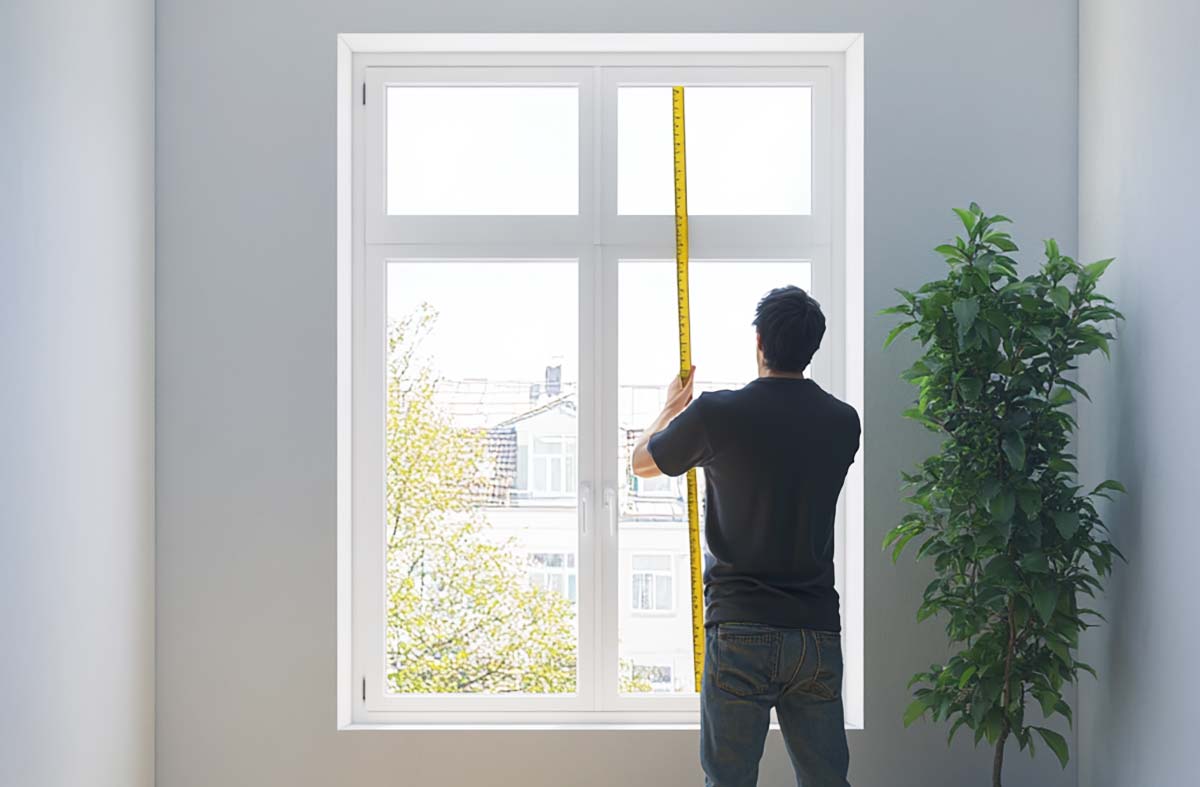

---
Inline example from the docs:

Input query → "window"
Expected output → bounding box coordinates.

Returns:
[531,436,577,496]
[617,86,812,215]
[530,552,578,604]
[624,660,675,693]
[633,472,675,497]
[631,555,674,612]
[340,34,864,728]
[386,86,578,215]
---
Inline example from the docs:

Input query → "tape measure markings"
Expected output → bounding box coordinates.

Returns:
[672,86,705,694]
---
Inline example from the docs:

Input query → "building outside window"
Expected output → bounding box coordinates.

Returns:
[631,554,674,613]
[529,552,577,604]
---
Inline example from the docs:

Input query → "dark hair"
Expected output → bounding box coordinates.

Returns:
[752,286,826,373]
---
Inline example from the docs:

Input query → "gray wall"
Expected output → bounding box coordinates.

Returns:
[156,1,1079,785]
[1077,1,1200,785]
[0,2,156,787]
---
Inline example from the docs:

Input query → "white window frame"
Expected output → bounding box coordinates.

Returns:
[630,553,676,614]
[337,33,865,730]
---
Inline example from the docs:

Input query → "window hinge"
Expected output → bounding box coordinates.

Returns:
[362,83,366,106]
[362,676,366,701]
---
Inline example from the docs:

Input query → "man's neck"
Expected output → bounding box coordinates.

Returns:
[759,369,806,380]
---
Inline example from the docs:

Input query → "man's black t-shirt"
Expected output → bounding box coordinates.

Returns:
[647,377,860,632]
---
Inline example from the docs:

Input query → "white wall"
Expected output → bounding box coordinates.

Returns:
[156,1,1079,785]
[0,2,155,786]
[1077,1,1200,785]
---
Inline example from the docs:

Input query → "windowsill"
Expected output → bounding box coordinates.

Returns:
[339,721,865,732]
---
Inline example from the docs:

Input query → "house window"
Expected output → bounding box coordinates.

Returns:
[340,33,863,727]
[631,555,674,612]
[530,552,578,604]
[634,474,674,497]
[532,436,577,496]
[625,661,675,694]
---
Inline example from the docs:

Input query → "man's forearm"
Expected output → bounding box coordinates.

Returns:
[631,404,683,478]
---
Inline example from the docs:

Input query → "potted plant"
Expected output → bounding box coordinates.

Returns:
[882,205,1124,786]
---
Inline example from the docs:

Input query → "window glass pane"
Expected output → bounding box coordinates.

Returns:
[385,260,578,695]
[656,575,672,610]
[618,86,812,215]
[617,259,812,693]
[387,86,579,215]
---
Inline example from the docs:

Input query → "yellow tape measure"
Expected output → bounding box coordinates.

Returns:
[672,86,705,692]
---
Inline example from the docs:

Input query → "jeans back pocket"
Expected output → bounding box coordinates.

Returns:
[716,624,782,697]
[808,631,844,701]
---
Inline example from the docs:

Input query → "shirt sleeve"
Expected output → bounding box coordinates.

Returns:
[647,393,715,477]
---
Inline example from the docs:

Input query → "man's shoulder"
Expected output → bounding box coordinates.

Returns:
[818,392,861,435]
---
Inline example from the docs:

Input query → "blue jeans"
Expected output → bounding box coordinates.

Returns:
[701,623,850,787]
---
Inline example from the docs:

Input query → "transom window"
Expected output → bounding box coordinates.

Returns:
[340,33,863,727]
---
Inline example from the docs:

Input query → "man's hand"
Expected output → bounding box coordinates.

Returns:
[664,366,696,416]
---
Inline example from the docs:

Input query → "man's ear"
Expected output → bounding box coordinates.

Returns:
[756,332,763,352]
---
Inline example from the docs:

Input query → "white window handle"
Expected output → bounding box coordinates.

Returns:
[580,482,591,535]
[603,486,617,538]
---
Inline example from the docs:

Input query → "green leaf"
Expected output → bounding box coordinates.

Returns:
[1091,480,1127,496]
[958,665,977,689]
[1034,727,1070,768]
[903,698,929,727]
[891,530,922,563]
[987,490,1015,523]
[953,207,978,235]
[1052,511,1081,539]
[1050,286,1072,313]
[1020,552,1049,573]
[953,298,980,333]
[1048,457,1077,474]
[1037,690,1060,718]
[1050,387,1074,406]
[1029,324,1053,344]
[1017,488,1043,516]
[1083,258,1114,279]
[884,321,916,349]
[1045,238,1060,259]
[1003,432,1026,471]
[1061,378,1092,401]
[935,243,966,261]
[1034,584,1059,624]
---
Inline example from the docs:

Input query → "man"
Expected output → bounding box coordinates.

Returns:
[632,286,861,787]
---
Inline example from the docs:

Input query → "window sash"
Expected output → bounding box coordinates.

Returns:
[364,66,596,246]
[349,51,849,723]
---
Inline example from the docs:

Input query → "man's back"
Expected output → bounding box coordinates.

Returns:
[648,376,861,632]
